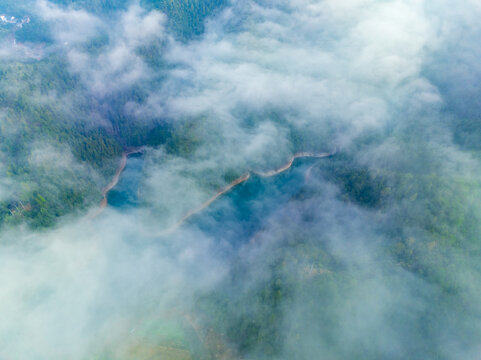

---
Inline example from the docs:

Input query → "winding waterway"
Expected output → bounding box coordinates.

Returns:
[106,152,144,209]
[167,151,335,234]
[96,149,335,236]
[90,148,144,218]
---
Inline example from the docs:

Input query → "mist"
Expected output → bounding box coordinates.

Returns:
[1,0,481,359]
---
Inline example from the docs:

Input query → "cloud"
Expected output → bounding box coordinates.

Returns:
[36,0,102,44]
[2,0,481,358]
[167,1,430,120]
[67,5,166,96]
[29,143,83,171]
[0,211,227,359]
[35,1,167,97]
[120,0,439,182]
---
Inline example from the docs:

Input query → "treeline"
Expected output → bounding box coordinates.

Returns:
[186,143,481,359]
[0,55,123,228]
[44,0,227,40]
[0,0,227,229]
[144,0,227,39]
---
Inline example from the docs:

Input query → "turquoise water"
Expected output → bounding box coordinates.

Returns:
[109,154,323,245]
[185,157,322,246]
[107,153,145,210]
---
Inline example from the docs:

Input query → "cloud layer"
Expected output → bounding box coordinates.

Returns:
[1,0,481,358]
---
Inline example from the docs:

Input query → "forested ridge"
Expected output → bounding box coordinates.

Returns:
[0,0,226,228]
[1,1,481,360]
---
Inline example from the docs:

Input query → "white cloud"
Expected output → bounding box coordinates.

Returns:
[69,4,166,96]
[36,1,166,96]
[0,212,227,359]
[36,0,102,44]
[3,1,481,358]
[132,0,437,166]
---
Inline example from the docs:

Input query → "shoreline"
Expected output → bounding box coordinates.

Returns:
[90,147,144,219]
[92,148,335,228]
[161,150,336,234]
[168,172,252,233]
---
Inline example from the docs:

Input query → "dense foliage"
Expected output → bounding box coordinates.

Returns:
[0,0,227,228]
[2,1,481,359]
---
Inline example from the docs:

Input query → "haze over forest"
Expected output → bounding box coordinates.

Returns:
[1,0,481,359]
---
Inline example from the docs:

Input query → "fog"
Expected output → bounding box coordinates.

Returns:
[1,0,481,359]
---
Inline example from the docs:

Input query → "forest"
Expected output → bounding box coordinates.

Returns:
[1,1,481,359]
